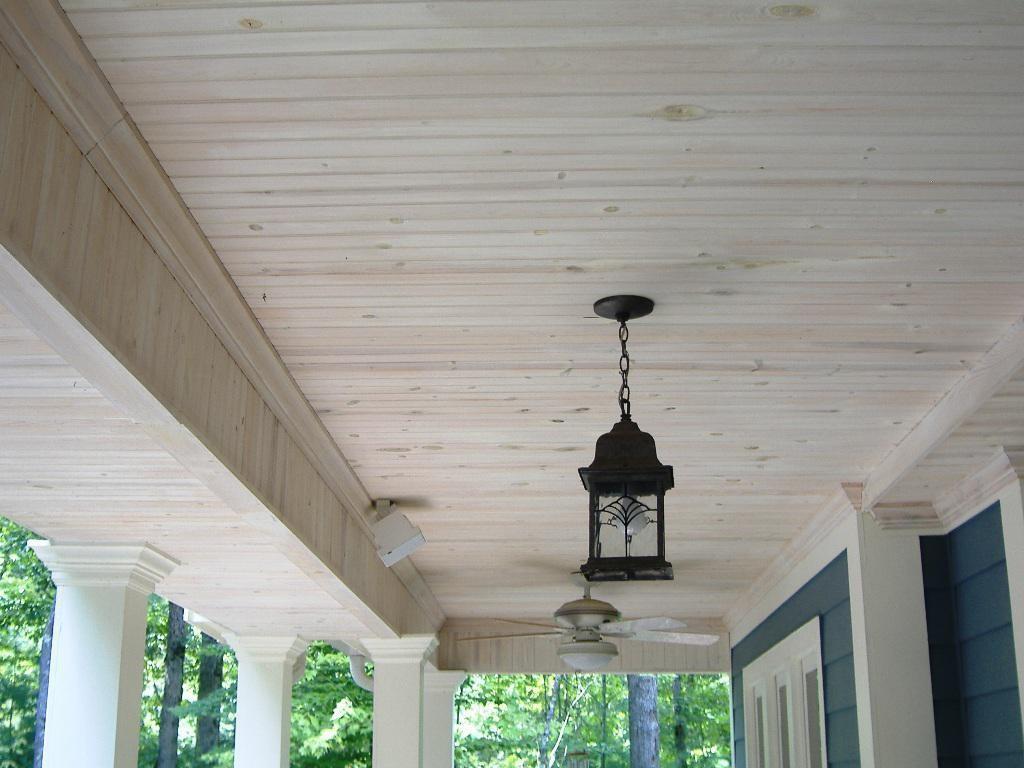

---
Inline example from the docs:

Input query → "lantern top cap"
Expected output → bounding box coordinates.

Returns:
[579,418,674,486]
[593,294,654,322]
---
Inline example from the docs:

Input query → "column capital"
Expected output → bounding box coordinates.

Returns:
[424,669,467,693]
[29,541,178,594]
[362,634,438,663]
[226,635,308,665]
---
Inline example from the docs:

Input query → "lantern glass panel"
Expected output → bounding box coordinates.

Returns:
[595,488,660,560]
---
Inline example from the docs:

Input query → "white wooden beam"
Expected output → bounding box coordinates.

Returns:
[862,317,1024,511]
[0,0,443,629]
[0,43,437,637]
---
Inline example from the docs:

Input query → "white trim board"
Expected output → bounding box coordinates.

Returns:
[995,477,1024,743]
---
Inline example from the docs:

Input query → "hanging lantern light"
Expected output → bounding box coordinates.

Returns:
[578,296,674,582]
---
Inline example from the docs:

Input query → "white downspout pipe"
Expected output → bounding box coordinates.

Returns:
[331,641,374,693]
[348,653,374,693]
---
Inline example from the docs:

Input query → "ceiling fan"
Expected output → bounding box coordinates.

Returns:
[459,579,719,671]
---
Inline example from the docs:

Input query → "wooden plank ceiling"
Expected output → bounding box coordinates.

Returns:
[58,0,1024,622]
[0,303,370,639]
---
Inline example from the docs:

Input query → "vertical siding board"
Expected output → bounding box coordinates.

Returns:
[0,48,18,164]
[731,552,859,768]
[30,128,81,280]
[59,161,99,309]
[922,502,1024,766]
[1,79,50,254]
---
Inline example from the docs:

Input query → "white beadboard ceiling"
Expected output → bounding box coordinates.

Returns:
[56,0,1024,621]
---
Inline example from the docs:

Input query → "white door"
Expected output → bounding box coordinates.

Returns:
[742,618,827,768]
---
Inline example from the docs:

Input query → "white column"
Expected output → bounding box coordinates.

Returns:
[29,541,178,768]
[423,669,467,768]
[847,512,938,768]
[361,635,438,768]
[227,635,308,768]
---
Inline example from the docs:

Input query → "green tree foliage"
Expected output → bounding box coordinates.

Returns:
[0,518,54,768]
[290,643,373,767]
[454,673,730,768]
[0,517,731,768]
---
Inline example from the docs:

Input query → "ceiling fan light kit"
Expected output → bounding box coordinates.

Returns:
[557,632,620,671]
[579,296,674,582]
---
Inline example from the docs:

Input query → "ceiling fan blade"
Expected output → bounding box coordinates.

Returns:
[490,618,562,630]
[455,631,563,643]
[602,616,687,633]
[627,630,720,646]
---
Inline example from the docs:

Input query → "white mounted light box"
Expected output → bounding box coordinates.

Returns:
[372,502,426,567]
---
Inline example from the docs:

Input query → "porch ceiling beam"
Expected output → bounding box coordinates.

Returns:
[0,41,439,637]
[0,0,443,630]
[862,316,1024,512]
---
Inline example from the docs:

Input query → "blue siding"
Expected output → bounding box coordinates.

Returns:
[732,552,859,768]
[921,502,1024,768]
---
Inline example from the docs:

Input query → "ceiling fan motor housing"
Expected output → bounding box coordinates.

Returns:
[554,596,621,629]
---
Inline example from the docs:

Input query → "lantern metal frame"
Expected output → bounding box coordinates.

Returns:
[578,295,674,582]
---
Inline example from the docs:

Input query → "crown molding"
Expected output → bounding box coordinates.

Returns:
[0,0,443,631]
[870,501,942,532]
[872,450,1019,534]
[934,450,1020,531]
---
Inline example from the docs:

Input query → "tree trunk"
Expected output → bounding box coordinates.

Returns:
[600,675,608,768]
[627,674,660,768]
[672,674,687,768]
[32,599,55,768]
[156,602,189,768]
[538,674,562,768]
[196,632,225,757]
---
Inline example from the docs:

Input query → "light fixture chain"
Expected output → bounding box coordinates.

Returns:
[618,319,631,419]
